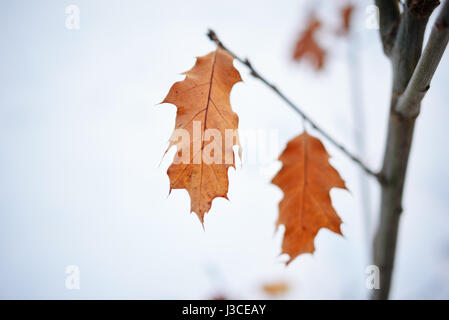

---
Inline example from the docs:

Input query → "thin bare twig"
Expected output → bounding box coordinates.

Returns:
[206,29,380,180]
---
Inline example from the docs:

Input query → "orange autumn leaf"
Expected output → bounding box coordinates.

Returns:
[261,281,289,297]
[292,17,326,70]
[272,132,347,264]
[162,48,242,225]
[210,294,228,300]
[337,4,354,36]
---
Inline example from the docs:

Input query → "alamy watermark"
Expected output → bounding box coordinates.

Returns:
[65,5,80,30]
[168,122,279,168]
[365,265,380,290]
[365,5,380,30]
[65,265,80,290]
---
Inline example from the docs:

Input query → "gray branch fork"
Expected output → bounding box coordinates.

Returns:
[373,0,449,299]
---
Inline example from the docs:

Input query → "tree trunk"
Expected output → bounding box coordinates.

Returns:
[372,0,449,299]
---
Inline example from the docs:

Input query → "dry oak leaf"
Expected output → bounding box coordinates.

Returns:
[272,132,348,264]
[162,48,242,225]
[261,281,289,297]
[337,4,354,36]
[292,17,327,70]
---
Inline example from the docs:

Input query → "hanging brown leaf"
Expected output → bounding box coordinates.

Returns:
[337,4,354,36]
[272,132,347,264]
[292,17,327,70]
[162,48,242,224]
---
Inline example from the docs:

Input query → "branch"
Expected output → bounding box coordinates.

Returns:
[372,0,441,300]
[390,0,439,103]
[396,0,449,117]
[375,0,401,56]
[206,29,380,180]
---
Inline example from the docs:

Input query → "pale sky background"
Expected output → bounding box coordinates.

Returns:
[0,0,448,299]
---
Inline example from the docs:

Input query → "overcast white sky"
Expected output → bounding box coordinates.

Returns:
[0,0,448,299]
